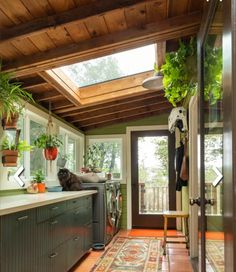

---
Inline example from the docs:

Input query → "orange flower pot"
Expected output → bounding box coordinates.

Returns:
[37,183,46,193]
[44,147,58,160]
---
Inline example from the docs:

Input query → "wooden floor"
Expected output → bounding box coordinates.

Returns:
[71,229,193,272]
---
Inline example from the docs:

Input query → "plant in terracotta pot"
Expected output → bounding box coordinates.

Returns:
[1,134,32,166]
[0,64,34,129]
[34,134,62,161]
[32,169,46,193]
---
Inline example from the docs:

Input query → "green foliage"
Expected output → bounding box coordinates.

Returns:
[161,38,197,107]
[204,44,222,104]
[84,142,121,175]
[1,136,32,157]
[0,63,34,121]
[161,37,222,107]
[65,56,123,86]
[34,134,62,149]
[32,169,45,183]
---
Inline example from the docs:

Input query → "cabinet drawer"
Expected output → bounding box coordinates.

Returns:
[67,234,84,270]
[84,196,92,209]
[67,197,83,210]
[37,242,67,272]
[37,201,67,222]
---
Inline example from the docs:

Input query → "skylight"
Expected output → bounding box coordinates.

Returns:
[60,44,155,87]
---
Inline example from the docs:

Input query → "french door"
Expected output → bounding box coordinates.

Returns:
[131,130,176,228]
[196,1,225,271]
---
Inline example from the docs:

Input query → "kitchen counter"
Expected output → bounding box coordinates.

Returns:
[0,190,97,216]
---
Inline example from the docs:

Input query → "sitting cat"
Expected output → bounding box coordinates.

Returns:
[57,168,82,191]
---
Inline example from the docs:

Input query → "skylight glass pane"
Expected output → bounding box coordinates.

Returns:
[60,44,155,87]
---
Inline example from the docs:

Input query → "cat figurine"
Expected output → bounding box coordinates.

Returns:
[57,168,82,191]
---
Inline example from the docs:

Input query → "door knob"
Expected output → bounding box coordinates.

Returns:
[189,198,215,206]
[189,197,201,206]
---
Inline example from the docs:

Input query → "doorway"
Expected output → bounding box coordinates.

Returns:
[131,130,176,228]
[197,1,225,271]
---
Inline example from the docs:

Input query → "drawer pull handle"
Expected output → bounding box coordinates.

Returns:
[73,237,79,241]
[74,210,80,215]
[50,220,58,225]
[51,206,59,211]
[17,215,28,221]
[72,200,77,203]
[49,252,58,258]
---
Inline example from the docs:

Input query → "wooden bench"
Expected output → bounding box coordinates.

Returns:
[162,210,189,255]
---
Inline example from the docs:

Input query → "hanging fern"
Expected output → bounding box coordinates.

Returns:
[161,37,222,107]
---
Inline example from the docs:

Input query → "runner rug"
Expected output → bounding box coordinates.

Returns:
[91,237,163,272]
[206,239,224,272]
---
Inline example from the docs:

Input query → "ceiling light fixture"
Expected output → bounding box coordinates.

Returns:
[142,71,163,90]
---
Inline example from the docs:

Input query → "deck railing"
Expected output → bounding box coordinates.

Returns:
[139,183,169,214]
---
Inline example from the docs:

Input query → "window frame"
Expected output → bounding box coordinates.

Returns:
[85,134,126,181]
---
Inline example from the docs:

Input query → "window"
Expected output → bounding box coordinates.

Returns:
[67,138,76,172]
[87,138,122,179]
[59,44,155,87]
[30,120,47,176]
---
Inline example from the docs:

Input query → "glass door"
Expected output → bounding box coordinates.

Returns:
[196,0,224,271]
[131,130,175,228]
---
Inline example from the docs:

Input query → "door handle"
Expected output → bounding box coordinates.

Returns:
[189,197,215,206]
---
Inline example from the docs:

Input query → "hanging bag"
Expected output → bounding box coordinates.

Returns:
[180,142,189,181]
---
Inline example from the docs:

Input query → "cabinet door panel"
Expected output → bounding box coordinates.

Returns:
[37,202,67,223]
[84,223,93,252]
[1,209,36,272]
[67,234,84,270]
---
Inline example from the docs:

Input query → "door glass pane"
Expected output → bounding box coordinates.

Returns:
[203,3,224,271]
[67,138,76,172]
[138,136,169,214]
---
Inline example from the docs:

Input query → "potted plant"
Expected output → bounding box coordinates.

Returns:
[34,133,62,160]
[0,64,34,129]
[57,153,69,168]
[32,169,46,193]
[161,37,222,107]
[1,135,32,166]
[82,144,102,173]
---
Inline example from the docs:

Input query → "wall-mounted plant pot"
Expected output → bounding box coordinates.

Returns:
[57,158,67,168]
[2,113,19,130]
[37,183,46,193]
[44,147,58,160]
[2,150,18,167]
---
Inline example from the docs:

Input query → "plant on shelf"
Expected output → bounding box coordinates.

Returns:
[32,169,46,193]
[0,63,34,129]
[161,37,222,107]
[1,133,32,166]
[34,133,62,161]
[81,144,102,173]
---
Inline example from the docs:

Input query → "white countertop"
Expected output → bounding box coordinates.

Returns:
[0,190,97,216]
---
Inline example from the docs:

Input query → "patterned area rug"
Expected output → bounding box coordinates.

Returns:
[91,237,163,272]
[206,240,224,272]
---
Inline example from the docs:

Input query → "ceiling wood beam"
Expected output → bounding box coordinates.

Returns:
[3,12,201,76]
[77,102,171,127]
[60,91,163,117]
[79,107,172,131]
[49,100,74,110]
[39,70,82,106]
[67,97,168,123]
[54,90,159,115]
[34,90,63,102]
[0,0,152,44]
[155,41,166,69]
[18,77,47,90]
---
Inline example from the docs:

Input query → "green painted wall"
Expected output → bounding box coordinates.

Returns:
[85,113,169,135]
[120,184,127,229]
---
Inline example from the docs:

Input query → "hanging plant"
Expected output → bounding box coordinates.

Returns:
[34,134,62,161]
[161,37,222,107]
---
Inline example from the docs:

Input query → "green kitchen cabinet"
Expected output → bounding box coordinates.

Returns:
[0,194,94,272]
[0,209,36,272]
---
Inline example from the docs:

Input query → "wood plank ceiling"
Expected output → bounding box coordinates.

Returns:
[0,0,205,131]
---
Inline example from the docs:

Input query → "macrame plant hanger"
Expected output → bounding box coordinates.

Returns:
[47,102,54,171]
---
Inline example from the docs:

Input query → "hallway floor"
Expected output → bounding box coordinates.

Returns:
[71,229,193,272]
